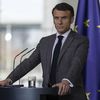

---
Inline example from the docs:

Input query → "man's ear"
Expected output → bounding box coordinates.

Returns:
[71,17,74,24]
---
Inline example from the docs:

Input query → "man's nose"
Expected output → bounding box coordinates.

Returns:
[58,18,62,24]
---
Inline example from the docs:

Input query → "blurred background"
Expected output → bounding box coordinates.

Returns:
[0,0,91,87]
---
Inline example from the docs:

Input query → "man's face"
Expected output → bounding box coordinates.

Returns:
[53,9,74,34]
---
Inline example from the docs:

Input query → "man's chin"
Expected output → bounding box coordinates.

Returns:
[57,30,66,34]
[57,28,70,34]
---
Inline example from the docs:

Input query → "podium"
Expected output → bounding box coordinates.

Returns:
[0,87,58,100]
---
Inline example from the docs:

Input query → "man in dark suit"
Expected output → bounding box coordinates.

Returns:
[0,2,88,100]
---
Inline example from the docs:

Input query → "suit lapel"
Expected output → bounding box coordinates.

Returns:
[57,31,75,64]
[46,34,56,69]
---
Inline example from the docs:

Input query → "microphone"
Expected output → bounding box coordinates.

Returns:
[20,48,35,63]
[19,48,35,85]
[11,48,28,87]
[13,48,28,70]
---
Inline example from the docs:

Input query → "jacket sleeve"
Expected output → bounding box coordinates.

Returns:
[6,39,42,83]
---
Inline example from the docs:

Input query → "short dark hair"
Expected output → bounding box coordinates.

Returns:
[52,2,74,17]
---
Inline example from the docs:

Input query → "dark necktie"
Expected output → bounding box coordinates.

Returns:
[49,35,63,85]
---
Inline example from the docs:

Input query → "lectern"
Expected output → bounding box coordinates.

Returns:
[0,87,58,100]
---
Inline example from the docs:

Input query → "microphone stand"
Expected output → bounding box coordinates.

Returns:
[13,48,28,86]
[19,48,35,85]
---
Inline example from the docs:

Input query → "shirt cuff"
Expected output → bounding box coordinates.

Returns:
[62,78,74,87]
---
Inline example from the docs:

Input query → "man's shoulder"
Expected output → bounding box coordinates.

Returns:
[71,30,88,41]
[43,34,56,38]
[40,34,56,41]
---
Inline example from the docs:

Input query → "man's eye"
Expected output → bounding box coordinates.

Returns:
[54,17,59,20]
[62,17,67,20]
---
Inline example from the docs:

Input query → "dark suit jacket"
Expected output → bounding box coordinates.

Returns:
[7,30,89,100]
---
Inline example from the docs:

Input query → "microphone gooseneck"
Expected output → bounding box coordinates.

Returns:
[18,48,35,85]
[13,48,28,70]
[20,48,35,63]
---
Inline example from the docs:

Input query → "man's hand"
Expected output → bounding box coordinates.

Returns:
[0,79,12,87]
[52,80,71,96]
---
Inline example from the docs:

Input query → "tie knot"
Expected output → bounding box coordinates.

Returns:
[58,35,63,40]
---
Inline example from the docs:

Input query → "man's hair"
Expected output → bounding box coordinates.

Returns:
[52,2,74,17]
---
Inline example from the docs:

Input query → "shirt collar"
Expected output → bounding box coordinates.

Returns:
[56,29,71,38]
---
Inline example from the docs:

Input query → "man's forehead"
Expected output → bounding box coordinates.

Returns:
[53,9,71,16]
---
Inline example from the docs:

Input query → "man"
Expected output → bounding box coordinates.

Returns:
[0,2,88,100]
